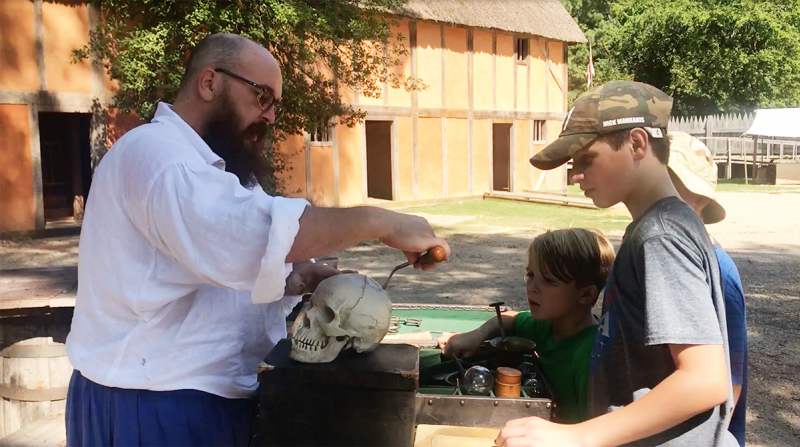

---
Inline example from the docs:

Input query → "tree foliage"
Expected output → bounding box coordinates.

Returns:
[561,0,800,116]
[73,0,421,135]
[73,0,424,194]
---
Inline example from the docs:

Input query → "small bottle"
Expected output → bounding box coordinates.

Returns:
[518,354,537,381]
[523,375,544,396]
[519,355,543,396]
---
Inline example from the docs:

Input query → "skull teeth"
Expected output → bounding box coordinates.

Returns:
[292,335,328,351]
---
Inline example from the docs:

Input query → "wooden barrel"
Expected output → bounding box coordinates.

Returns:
[0,307,73,438]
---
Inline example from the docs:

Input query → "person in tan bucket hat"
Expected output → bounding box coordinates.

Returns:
[668,131,748,446]
[667,131,726,224]
[497,81,738,447]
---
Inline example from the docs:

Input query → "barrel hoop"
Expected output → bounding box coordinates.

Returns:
[0,344,67,358]
[0,385,68,402]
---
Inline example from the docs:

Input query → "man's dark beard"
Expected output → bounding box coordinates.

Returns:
[201,95,271,188]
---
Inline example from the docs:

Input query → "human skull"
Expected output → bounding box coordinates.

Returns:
[290,274,392,363]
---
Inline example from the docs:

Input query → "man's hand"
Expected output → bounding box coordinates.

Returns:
[377,213,450,270]
[496,417,585,447]
[288,207,450,270]
[284,263,355,296]
[438,330,485,359]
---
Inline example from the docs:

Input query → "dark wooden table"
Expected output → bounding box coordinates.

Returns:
[0,267,77,311]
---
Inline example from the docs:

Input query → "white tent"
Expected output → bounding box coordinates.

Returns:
[743,108,800,139]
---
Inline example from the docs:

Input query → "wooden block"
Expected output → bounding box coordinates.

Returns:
[383,331,434,341]
[0,411,66,447]
[414,425,500,447]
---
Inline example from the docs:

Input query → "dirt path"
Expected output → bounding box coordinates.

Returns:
[1,191,798,446]
[335,191,800,447]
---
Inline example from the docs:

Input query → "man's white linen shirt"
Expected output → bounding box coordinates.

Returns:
[66,103,309,398]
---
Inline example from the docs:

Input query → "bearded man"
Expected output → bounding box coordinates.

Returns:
[65,34,449,446]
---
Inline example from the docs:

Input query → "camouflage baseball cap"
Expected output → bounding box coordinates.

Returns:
[530,80,674,170]
[667,131,726,224]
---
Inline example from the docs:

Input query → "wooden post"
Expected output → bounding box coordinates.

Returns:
[752,135,758,180]
[747,136,757,184]
[725,138,732,180]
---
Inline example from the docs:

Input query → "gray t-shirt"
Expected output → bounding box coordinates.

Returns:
[589,197,737,446]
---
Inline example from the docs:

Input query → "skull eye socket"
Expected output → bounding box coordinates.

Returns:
[320,305,336,324]
[336,335,347,342]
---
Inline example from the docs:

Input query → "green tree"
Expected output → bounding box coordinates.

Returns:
[73,0,422,193]
[562,0,800,116]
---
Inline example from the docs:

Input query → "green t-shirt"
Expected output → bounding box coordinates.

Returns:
[514,311,598,423]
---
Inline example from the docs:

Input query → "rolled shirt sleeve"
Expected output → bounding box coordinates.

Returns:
[640,235,724,346]
[140,161,309,303]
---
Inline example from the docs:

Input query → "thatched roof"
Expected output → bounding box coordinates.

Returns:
[396,0,587,44]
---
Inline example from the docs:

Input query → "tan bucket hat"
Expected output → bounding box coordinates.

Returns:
[667,131,726,224]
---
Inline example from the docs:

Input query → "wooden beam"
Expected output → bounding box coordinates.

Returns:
[28,104,44,230]
[536,41,566,103]
[526,39,531,112]
[332,78,340,206]
[539,40,549,113]
[89,3,108,171]
[0,91,94,111]
[510,121,516,192]
[513,38,518,111]
[492,32,497,111]
[488,120,494,191]
[441,25,447,108]
[357,105,565,121]
[361,121,369,202]
[468,30,475,195]
[0,267,77,311]
[530,119,534,189]
[392,117,400,200]
[382,39,389,107]
[442,117,447,198]
[563,44,569,113]
[410,22,419,200]
[332,124,340,206]
[441,25,447,198]
[33,0,47,91]
[304,132,313,202]
[536,40,565,95]
[486,191,596,209]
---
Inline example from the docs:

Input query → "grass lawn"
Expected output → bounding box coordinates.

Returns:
[402,199,631,235]
[716,178,800,193]
[567,184,583,195]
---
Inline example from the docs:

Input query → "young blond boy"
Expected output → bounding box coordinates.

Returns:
[496,81,737,447]
[439,229,615,423]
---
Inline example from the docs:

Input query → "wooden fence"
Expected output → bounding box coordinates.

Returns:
[668,113,756,137]
[698,137,800,162]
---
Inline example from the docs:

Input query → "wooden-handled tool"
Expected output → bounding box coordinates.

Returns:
[490,302,508,349]
[382,247,446,289]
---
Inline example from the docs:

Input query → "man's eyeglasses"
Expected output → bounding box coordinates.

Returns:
[214,68,283,120]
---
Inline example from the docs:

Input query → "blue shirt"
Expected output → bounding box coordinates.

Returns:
[715,244,748,446]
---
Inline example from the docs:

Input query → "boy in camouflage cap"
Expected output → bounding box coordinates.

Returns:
[497,81,738,447]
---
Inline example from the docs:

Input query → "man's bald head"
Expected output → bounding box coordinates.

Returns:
[180,33,251,92]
